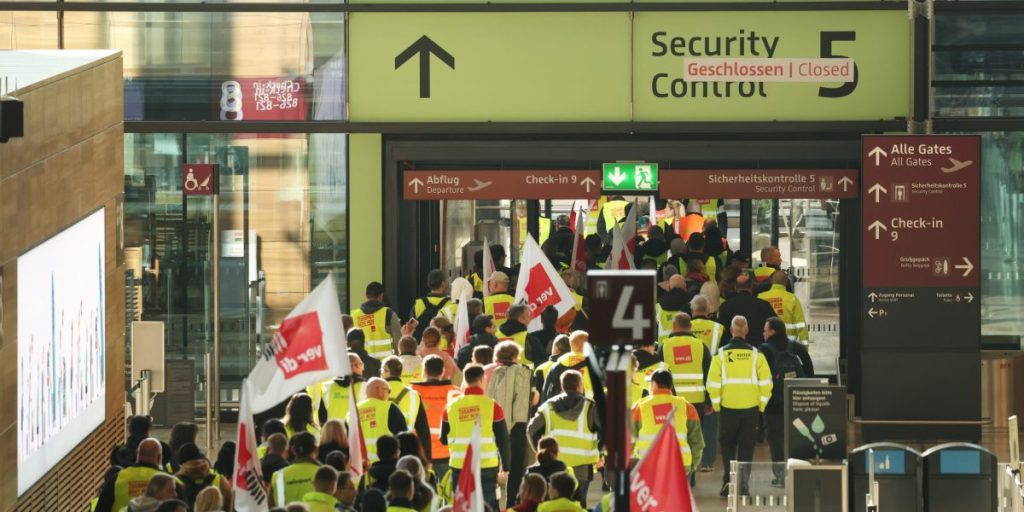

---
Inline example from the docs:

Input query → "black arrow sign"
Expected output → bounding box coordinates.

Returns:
[394,35,455,99]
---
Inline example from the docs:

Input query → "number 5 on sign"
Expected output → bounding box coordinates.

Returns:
[613,286,649,339]
[586,270,657,347]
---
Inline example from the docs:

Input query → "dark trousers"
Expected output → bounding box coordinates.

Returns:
[719,406,760,491]
[451,467,499,509]
[506,423,528,507]
[571,464,594,508]
[689,402,706,487]
[765,412,786,482]
[431,458,449,488]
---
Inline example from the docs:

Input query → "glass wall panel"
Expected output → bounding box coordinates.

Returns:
[978,132,1024,336]
[65,12,346,120]
[933,14,1024,117]
[124,132,347,413]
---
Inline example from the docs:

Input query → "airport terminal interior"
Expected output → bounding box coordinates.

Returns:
[2,1,1024,511]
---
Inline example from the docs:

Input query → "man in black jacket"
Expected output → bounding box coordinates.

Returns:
[718,274,777,346]
[759,316,814,487]
[346,328,381,379]
[456,314,498,369]
[497,305,546,368]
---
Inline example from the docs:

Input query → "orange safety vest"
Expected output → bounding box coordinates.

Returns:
[411,381,461,460]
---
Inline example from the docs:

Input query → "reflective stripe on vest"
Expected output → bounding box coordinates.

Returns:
[656,306,681,343]
[272,461,319,507]
[601,200,629,233]
[555,353,593,399]
[634,394,691,467]
[484,294,516,329]
[691,318,724,355]
[357,398,394,463]
[660,334,706,404]
[711,348,761,409]
[351,307,392,359]
[412,382,459,460]
[446,394,500,469]
[387,380,421,428]
[541,400,599,466]
[497,328,533,368]
[112,466,164,512]
[324,380,365,421]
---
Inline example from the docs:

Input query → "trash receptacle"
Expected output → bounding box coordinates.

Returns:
[922,443,997,512]
[849,443,922,512]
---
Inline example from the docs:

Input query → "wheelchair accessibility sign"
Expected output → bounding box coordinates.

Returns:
[182,164,217,196]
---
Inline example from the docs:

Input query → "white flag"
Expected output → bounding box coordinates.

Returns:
[514,235,577,332]
[247,273,351,414]
[453,419,485,512]
[607,205,638,270]
[453,286,473,353]
[233,380,269,512]
[347,384,367,479]
[570,204,587,272]
[482,238,495,298]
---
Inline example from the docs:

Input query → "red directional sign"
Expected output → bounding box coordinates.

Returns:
[861,135,980,288]
[183,164,218,196]
[660,169,858,199]
[403,170,601,200]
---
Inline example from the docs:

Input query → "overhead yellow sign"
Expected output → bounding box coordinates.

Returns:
[632,11,911,121]
[348,11,911,122]
[348,13,632,122]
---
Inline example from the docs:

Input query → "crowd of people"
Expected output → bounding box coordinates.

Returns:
[91,209,819,511]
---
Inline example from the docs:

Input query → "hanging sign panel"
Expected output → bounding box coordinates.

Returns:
[403,170,601,200]
[659,169,858,199]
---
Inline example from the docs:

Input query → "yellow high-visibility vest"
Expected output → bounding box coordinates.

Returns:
[323,379,365,421]
[707,346,773,411]
[660,334,706,404]
[555,352,593,398]
[540,399,599,467]
[271,461,319,507]
[484,293,516,329]
[691,318,725,355]
[387,379,422,427]
[757,284,809,344]
[357,397,394,463]
[634,393,692,467]
[112,466,166,512]
[655,305,683,344]
[497,326,533,368]
[445,394,500,469]
[351,307,394,359]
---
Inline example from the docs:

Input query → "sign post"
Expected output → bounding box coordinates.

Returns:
[587,270,656,510]
[860,135,981,440]
[602,162,659,193]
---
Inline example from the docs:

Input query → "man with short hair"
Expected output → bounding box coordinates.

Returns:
[357,378,409,462]
[301,465,339,512]
[412,355,460,481]
[410,269,451,339]
[541,331,594,402]
[534,335,571,397]
[319,353,366,424]
[690,295,727,355]
[718,273,777,346]
[760,316,814,487]
[260,433,290,484]
[528,370,601,508]
[270,432,320,507]
[707,316,773,497]
[632,369,705,485]
[484,271,516,328]
[380,356,432,460]
[345,328,381,379]
[457,314,498,369]
[385,469,418,512]
[757,270,810,345]
[656,275,694,343]
[497,304,544,369]
[657,313,712,417]
[441,364,512,510]
[95,438,176,512]
[754,246,794,293]
[351,281,402,359]
[111,415,173,469]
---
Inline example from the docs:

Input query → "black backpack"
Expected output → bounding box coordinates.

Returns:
[181,474,216,508]
[413,296,449,339]
[769,342,807,393]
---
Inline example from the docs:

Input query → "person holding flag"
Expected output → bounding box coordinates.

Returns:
[452,418,485,512]
[441,364,511,510]
[484,271,515,328]
[515,234,578,333]
[631,369,705,485]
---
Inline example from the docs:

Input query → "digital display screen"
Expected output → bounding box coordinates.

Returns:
[940,450,982,475]
[17,209,106,495]
[865,449,907,475]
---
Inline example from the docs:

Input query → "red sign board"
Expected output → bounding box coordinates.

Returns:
[183,164,217,196]
[659,169,858,199]
[586,270,657,346]
[403,170,601,200]
[862,135,980,288]
[216,77,307,121]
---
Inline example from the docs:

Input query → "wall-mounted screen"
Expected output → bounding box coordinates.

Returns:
[17,208,106,495]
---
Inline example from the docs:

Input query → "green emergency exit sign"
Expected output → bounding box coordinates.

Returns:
[602,162,659,192]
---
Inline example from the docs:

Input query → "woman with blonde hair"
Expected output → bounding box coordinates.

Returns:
[193,486,224,512]
[700,280,722,318]
[317,419,348,464]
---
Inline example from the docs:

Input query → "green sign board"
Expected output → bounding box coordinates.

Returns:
[632,11,911,121]
[348,11,910,122]
[603,163,659,192]
[348,13,631,122]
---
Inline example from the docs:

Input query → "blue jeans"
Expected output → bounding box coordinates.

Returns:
[702,409,719,467]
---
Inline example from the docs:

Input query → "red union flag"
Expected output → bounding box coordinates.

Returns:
[247,274,351,413]
[234,380,268,512]
[631,410,697,512]
[453,420,484,512]
[514,235,576,331]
